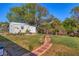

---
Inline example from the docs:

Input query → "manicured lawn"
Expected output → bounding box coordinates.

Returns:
[2,34,44,51]
[43,35,79,56]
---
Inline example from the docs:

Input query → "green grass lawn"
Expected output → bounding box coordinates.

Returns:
[0,35,9,41]
[43,35,79,56]
[2,34,44,51]
[1,34,79,56]
[51,35,79,49]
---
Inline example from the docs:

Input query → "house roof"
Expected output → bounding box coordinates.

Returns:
[9,22,36,27]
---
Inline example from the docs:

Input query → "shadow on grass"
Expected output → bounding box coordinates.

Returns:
[0,35,37,56]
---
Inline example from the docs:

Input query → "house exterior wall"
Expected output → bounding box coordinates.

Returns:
[9,22,36,34]
[28,26,36,33]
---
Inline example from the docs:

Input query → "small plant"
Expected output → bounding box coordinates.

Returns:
[39,38,44,45]
[28,44,33,51]
[39,35,45,45]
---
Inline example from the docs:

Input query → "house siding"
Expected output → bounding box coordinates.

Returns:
[9,22,36,34]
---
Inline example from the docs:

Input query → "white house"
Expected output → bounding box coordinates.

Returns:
[9,22,36,34]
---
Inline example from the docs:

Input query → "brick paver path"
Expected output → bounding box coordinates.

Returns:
[23,34,52,56]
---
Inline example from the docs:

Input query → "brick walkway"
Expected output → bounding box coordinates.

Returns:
[31,35,52,56]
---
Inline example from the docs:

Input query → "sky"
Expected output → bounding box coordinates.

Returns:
[1,3,79,22]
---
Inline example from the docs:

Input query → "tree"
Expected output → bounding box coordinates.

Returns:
[0,22,9,32]
[24,3,48,26]
[7,7,24,22]
[7,3,48,27]
[71,6,79,23]
[37,22,53,34]
[45,15,55,23]
[50,19,62,35]
[63,18,78,34]
[69,6,79,36]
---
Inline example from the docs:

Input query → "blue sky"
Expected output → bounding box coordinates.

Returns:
[0,3,79,22]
